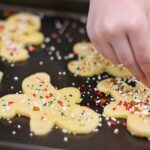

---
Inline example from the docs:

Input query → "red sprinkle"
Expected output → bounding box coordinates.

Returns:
[33,94,36,97]
[117,100,123,106]
[112,107,117,111]
[99,99,106,106]
[45,95,49,99]
[88,88,93,92]
[58,100,63,107]
[8,101,14,106]
[28,46,36,52]
[122,122,126,126]
[145,114,150,117]
[97,92,103,97]
[81,84,85,88]
[111,121,116,126]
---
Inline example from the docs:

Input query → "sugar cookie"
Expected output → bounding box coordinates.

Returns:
[0,73,99,135]
[0,13,44,62]
[0,41,29,62]
[68,42,132,77]
[6,13,41,32]
[97,78,150,137]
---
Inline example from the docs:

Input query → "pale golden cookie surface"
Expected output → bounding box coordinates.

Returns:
[97,78,150,137]
[68,42,132,77]
[0,73,99,135]
[0,13,44,62]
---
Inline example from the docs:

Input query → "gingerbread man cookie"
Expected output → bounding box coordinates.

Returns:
[68,42,132,77]
[97,78,150,138]
[0,13,44,62]
[6,13,41,32]
[0,73,99,135]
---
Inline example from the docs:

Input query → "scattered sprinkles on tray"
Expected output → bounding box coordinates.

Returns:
[1,10,150,143]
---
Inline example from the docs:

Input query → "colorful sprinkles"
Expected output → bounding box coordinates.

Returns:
[0,10,150,144]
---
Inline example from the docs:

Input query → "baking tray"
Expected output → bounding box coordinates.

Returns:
[0,4,150,150]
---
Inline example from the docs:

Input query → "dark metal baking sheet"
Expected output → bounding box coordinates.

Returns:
[0,0,89,13]
[0,6,150,150]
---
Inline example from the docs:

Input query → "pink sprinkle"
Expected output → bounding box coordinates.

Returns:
[114,128,119,135]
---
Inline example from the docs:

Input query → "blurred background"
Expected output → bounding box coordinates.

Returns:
[1,0,89,13]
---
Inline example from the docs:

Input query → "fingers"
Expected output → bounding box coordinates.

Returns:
[109,34,147,82]
[87,0,120,64]
[87,0,150,85]
[128,15,150,85]
[94,39,120,64]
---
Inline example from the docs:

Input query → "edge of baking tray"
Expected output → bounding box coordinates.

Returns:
[0,4,87,19]
[0,141,64,150]
[0,0,89,14]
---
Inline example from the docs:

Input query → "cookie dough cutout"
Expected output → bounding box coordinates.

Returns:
[97,78,150,137]
[0,13,44,62]
[0,42,29,62]
[0,73,99,135]
[22,31,44,45]
[4,24,44,46]
[68,55,106,77]
[68,42,132,77]
[6,13,41,32]
[127,115,150,137]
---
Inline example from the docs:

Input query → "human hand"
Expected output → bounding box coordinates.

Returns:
[87,0,150,85]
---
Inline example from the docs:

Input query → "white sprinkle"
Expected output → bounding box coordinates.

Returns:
[62,72,66,75]
[17,125,21,129]
[8,120,12,124]
[14,76,19,81]
[12,131,16,135]
[55,126,59,129]
[107,121,111,127]
[29,132,33,137]
[58,72,62,75]
[50,57,54,60]
[41,44,46,49]
[72,83,75,86]
[45,37,51,43]
[10,63,15,67]
[63,136,68,142]
[50,46,55,51]
[11,86,14,90]
[114,128,119,135]
[62,129,68,134]
[93,128,99,132]
[80,16,87,23]
[39,61,44,65]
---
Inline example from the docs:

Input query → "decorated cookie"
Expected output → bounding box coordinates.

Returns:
[0,13,44,62]
[0,41,29,62]
[0,73,99,135]
[4,23,44,46]
[68,42,132,77]
[97,78,150,137]
[6,13,41,32]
